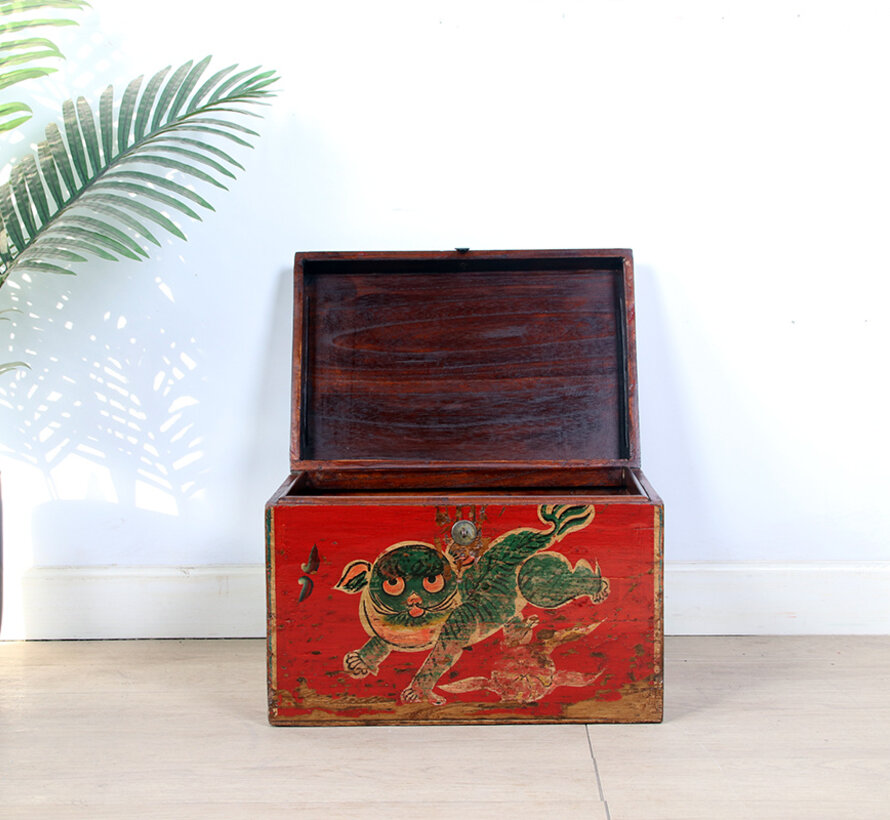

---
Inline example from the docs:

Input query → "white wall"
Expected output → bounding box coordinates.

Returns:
[1,1,888,638]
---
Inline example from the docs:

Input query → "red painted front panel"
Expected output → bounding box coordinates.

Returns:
[268,500,661,724]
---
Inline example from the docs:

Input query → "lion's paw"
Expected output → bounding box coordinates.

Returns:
[400,682,446,705]
[344,651,372,678]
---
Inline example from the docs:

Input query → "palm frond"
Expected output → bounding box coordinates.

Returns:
[0,57,278,286]
[0,0,88,132]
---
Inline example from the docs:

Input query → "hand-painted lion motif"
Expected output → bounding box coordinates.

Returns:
[335,504,609,704]
[334,542,461,677]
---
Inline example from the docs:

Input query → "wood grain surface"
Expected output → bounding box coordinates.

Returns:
[291,250,639,466]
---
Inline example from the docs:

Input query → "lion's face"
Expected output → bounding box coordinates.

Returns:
[337,543,461,650]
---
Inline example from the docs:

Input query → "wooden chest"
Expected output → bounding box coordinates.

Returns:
[266,249,663,725]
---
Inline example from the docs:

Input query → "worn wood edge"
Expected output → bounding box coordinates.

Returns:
[289,461,646,487]
[274,492,654,506]
[266,473,302,505]
[632,468,663,506]
[292,458,640,473]
[268,716,662,727]
[265,505,279,723]
[622,252,641,464]
[652,503,665,722]
[266,470,656,507]
[289,257,306,469]
[268,466,654,499]
[292,459,642,471]
[267,684,663,727]
[294,248,633,263]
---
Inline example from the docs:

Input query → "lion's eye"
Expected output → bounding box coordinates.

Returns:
[423,574,445,593]
[382,576,405,596]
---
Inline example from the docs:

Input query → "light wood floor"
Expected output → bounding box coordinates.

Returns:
[1,637,888,819]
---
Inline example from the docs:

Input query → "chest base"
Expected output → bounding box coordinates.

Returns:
[266,469,663,725]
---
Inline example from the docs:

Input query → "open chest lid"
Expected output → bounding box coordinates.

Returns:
[290,249,640,476]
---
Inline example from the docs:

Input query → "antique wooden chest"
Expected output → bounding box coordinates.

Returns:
[266,249,663,725]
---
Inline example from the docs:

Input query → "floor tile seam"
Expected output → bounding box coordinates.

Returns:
[584,725,612,820]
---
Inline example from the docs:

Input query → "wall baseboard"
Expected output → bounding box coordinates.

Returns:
[665,562,890,635]
[17,565,266,640]
[6,561,890,640]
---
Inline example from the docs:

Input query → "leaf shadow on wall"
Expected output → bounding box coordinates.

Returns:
[1,262,209,565]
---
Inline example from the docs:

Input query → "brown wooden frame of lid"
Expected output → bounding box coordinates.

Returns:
[289,249,640,486]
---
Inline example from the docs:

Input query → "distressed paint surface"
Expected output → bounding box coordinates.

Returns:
[267,500,661,725]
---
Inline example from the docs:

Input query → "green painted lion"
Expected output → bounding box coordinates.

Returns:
[335,504,609,705]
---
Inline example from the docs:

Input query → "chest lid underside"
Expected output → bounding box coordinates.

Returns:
[291,249,640,472]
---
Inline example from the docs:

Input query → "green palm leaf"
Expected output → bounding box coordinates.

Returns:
[0,57,278,286]
[0,1,88,132]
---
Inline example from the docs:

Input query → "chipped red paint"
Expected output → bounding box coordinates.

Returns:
[267,500,661,725]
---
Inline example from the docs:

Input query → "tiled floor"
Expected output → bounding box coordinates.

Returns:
[1,637,888,819]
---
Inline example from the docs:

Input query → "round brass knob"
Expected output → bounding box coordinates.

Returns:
[451,520,477,545]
